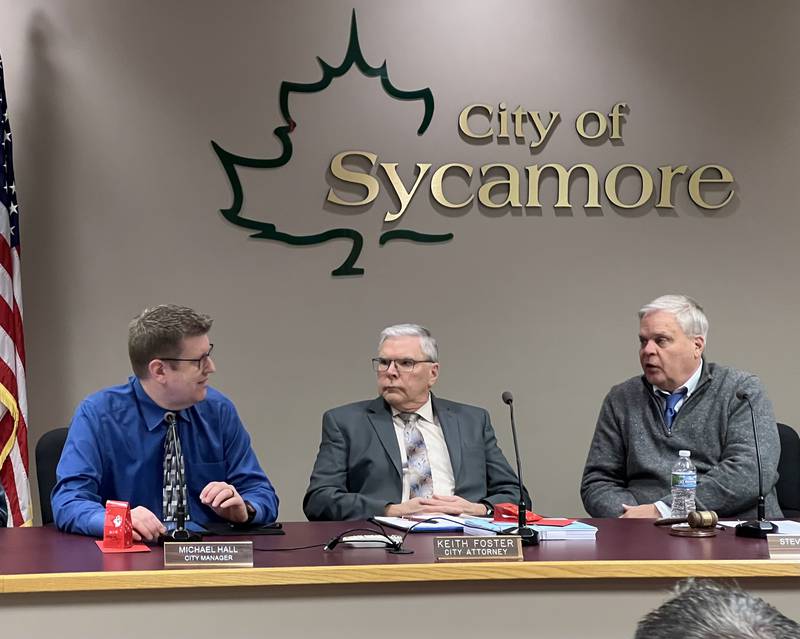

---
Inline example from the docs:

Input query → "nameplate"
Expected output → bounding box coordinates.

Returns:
[163,541,254,568]
[433,535,523,562]
[767,535,800,559]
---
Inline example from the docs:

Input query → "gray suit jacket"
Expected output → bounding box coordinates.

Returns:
[303,395,527,521]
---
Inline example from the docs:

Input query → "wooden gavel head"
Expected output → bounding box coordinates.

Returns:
[687,510,718,528]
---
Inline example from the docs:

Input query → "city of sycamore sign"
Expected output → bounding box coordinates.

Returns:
[213,11,733,277]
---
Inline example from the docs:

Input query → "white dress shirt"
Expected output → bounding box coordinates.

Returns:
[391,394,455,502]
[651,359,704,413]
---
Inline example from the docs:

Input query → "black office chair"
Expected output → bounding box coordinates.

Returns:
[776,423,800,518]
[35,427,68,525]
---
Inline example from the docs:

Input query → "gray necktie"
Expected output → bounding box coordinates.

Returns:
[399,412,434,499]
[162,412,190,522]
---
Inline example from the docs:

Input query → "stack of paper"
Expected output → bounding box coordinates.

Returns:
[532,521,598,540]
[460,518,598,541]
[372,516,465,532]
[372,516,598,541]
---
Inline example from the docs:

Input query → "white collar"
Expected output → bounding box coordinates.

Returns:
[653,359,703,397]
[391,393,434,423]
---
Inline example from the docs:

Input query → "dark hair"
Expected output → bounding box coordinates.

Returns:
[128,305,212,378]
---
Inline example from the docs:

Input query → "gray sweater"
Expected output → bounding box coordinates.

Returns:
[580,362,782,519]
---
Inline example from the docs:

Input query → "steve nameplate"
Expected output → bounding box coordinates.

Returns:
[433,536,523,562]
[767,535,800,559]
[164,541,254,568]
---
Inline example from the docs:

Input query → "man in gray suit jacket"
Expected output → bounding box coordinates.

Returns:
[304,324,525,521]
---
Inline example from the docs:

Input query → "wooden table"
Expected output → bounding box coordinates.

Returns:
[2,519,799,638]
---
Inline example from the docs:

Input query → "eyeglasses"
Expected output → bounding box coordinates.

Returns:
[371,357,433,373]
[159,344,214,369]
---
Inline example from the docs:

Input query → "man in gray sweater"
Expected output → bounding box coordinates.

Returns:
[581,295,782,519]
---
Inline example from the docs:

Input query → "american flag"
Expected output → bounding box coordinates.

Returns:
[0,54,30,527]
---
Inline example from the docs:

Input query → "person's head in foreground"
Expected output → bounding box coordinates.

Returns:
[634,579,800,639]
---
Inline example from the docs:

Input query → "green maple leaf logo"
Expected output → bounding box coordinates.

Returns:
[212,10,452,276]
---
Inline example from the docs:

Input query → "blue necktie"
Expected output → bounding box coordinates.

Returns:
[663,389,687,430]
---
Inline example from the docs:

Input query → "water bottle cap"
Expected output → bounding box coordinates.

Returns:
[679,450,691,457]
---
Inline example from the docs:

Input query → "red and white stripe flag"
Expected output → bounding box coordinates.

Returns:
[0,54,31,527]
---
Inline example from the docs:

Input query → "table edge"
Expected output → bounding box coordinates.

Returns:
[4,559,800,594]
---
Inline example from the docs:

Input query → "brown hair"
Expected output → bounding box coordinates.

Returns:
[128,305,212,378]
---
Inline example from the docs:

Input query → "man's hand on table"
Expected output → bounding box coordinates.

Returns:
[384,495,488,517]
[620,503,660,518]
[130,506,166,542]
[200,481,249,523]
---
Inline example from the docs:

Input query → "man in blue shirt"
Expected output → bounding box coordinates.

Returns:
[52,305,278,540]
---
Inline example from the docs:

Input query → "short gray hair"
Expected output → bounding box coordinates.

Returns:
[128,305,213,378]
[639,294,709,339]
[634,579,800,639]
[378,324,438,362]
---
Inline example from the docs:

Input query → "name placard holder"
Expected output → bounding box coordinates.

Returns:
[433,535,523,562]
[163,541,254,568]
[767,535,800,559]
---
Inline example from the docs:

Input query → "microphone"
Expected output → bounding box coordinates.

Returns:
[160,412,203,543]
[323,536,341,551]
[500,391,538,546]
[734,390,777,539]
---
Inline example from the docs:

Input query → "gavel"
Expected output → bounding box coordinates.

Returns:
[655,511,719,528]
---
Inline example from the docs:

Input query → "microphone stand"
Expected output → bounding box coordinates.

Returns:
[735,391,778,539]
[501,392,539,546]
[160,413,202,543]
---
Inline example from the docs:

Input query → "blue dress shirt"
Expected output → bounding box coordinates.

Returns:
[52,377,279,537]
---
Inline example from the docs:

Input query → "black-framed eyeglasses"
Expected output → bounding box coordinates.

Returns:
[371,357,433,373]
[159,344,214,369]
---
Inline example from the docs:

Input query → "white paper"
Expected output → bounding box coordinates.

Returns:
[717,519,800,534]
[372,515,465,532]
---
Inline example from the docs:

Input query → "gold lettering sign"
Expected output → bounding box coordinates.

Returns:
[326,102,735,219]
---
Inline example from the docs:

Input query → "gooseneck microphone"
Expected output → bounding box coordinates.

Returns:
[734,390,778,539]
[161,412,203,543]
[501,391,539,546]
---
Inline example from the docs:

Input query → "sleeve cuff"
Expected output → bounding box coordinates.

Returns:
[245,501,264,524]
[88,509,107,538]
[655,501,672,518]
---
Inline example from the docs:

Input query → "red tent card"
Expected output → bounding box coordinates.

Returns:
[492,505,576,527]
[102,500,133,549]
[535,518,576,527]
[493,504,541,524]
[95,540,151,554]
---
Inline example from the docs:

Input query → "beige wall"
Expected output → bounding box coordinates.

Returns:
[1,0,799,523]
[3,580,800,638]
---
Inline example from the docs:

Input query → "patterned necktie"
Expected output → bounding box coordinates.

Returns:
[162,412,190,522]
[399,412,434,499]
[662,388,688,431]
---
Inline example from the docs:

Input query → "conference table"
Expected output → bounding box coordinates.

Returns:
[2,519,799,638]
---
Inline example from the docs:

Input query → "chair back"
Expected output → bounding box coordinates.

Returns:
[777,423,800,518]
[35,428,69,525]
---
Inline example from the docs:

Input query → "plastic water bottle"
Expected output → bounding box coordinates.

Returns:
[670,450,697,518]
